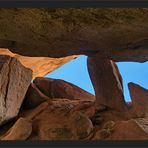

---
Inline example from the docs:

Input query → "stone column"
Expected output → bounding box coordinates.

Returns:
[87,54,127,111]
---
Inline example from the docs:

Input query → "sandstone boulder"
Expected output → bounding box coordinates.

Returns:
[22,83,50,109]
[106,119,148,140]
[19,99,148,140]
[87,54,127,111]
[19,99,95,140]
[33,77,95,101]
[1,117,32,140]
[0,55,32,125]
[128,82,148,118]
[93,118,148,140]
[1,97,147,140]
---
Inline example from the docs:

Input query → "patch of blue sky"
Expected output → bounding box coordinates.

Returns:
[46,55,148,102]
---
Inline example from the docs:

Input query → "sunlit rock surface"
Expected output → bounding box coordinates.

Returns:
[0,48,77,79]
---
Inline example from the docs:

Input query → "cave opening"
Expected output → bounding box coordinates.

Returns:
[45,55,148,103]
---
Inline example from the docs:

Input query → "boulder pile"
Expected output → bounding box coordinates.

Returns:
[0,54,147,140]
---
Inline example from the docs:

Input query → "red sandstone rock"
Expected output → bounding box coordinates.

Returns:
[0,97,147,140]
[19,99,148,140]
[106,120,148,140]
[93,118,148,140]
[1,117,32,140]
[23,83,50,109]
[33,77,95,101]
[0,55,32,126]
[20,99,95,140]
[0,48,77,79]
[87,54,127,111]
[128,82,148,118]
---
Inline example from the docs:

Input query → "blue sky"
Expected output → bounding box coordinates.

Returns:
[46,55,148,102]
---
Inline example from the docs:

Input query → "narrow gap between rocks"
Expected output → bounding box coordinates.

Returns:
[45,55,148,103]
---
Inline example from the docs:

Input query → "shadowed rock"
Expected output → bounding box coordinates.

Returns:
[87,54,127,111]
[22,83,50,109]
[1,117,32,140]
[0,55,32,125]
[0,9,148,62]
[33,77,95,101]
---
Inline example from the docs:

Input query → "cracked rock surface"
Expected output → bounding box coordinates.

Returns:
[0,55,32,126]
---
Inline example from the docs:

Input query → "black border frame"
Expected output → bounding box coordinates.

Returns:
[0,0,148,7]
[0,141,148,147]
[0,0,148,147]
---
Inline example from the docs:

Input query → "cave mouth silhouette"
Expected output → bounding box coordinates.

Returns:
[45,55,148,103]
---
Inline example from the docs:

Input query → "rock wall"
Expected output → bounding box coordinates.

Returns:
[0,55,32,126]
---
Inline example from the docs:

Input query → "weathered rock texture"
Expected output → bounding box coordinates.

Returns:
[128,82,148,118]
[1,117,32,140]
[33,77,95,101]
[20,100,95,140]
[0,98,148,140]
[104,120,148,140]
[0,9,148,62]
[0,77,147,140]
[22,83,50,109]
[87,54,127,111]
[0,55,32,126]
[0,48,77,79]
[23,77,95,110]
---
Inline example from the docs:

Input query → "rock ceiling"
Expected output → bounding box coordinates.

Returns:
[0,8,148,63]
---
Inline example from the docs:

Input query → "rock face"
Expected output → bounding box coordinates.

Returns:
[87,54,127,111]
[0,76,147,140]
[22,83,49,109]
[0,48,77,79]
[20,100,95,140]
[1,117,32,140]
[0,98,148,140]
[0,9,148,62]
[104,120,148,140]
[0,55,32,125]
[128,82,148,118]
[33,77,95,101]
